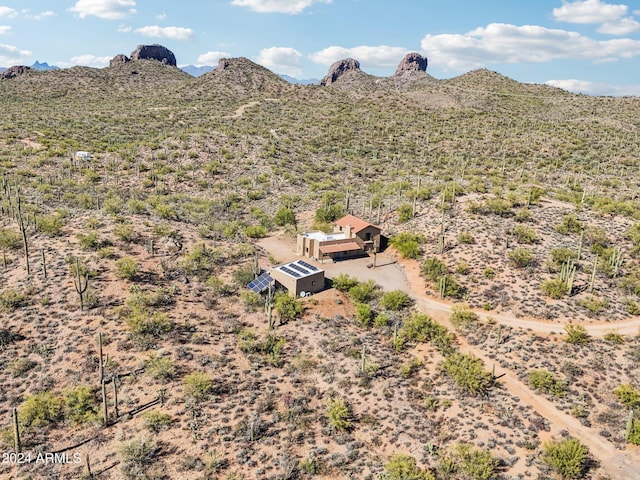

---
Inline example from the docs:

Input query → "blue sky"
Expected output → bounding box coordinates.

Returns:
[1,0,639,95]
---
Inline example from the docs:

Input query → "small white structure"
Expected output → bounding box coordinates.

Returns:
[76,151,92,161]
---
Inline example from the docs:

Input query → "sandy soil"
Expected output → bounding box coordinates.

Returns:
[258,233,640,479]
[258,234,640,337]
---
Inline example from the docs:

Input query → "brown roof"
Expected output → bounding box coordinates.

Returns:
[335,214,379,234]
[319,242,362,254]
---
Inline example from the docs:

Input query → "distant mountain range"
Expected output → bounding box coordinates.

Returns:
[0,61,319,84]
[0,60,59,73]
[179,65,214,77]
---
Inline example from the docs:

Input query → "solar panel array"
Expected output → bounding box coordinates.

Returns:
[279,266,301,278]
[247,272,273,293]
[289,263,310,275]
[298,260,319,272]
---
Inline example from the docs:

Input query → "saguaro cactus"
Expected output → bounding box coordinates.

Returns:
[12,407,21,453]
[360,345,367,373]
[101,379,108,427]
[609,246,623,278]
[98,332,104,384]
[73,258,89,311]
[589,255,598,293]
[560,259,576,295]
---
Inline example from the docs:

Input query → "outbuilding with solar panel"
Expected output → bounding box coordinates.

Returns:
[269,260,325,297]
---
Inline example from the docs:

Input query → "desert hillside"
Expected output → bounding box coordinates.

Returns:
[0,57,639,480]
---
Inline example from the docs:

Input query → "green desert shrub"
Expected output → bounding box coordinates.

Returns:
[379,290,411,311]
[183,371,214,401]
[349,279,377,303]
[457,231,475,244]
[115,257,139,280]
[19,391,64,428]
[145,354,177,383]
[449,304,478,331]
[180,243,220,280]
[315,203,344,223]
[326,396,352,432]
[397,203,414,223]
[113,223,138,243]
[119,436,160,480]
[440,353,492,396]
[578,296,606,316]
[439,274,466,299]
[421,257,448,283]
[510,225,537,244]
[401,313,454,354]
[550,247,577,266]
[603,330,625,344]
[556,214,582,234]
[7,357,37,377]
[37,214,64,236]
[508,248,533,268]
[389,232,425,259]
[0,228,22,250]
[273,206,296,226]
[244,225,267,238]
[541,438,588,479]
[613,383,640,409]
[142,410,172,433]
[274,292,303,323]
[0,288,26,312]
[63,385,100,424]
[332,273,359,291]
[585,227,610,255]
[528,369,568,397]
[540,278,569,299]
[385,454,434,480]
[443,443,500,480]
[355,303,373,327]
[77,231,102,250]
[127,311,172,337]
[564,324,590,345]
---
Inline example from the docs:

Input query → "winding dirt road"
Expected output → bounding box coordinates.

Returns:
[258,234,640,478]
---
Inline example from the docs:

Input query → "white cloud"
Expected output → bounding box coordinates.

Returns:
[0,42,31,65]
[135,25,193,40]
[598,16,640,34]
[230,0,331,14]
[70,0,136,20]
[118,25,132,32]
[33,11,55,20]
[0,25,10,34]
[0,42,30,56]
[309,45,410,68]
[256,46,302,76]
[546,78,640,96]
[0,6,17,18]
[70,54,112,67]
[420,23,640,71]
[196,50,230,65]
[156,12,167,20]
[553,0,627,24]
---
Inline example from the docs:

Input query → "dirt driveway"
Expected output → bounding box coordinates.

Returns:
[257,233,640,478]
[258,234,414,293]
[258,234,640,336]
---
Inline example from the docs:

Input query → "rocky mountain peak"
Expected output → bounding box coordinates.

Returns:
[320,58,361,86]
[0,65,31,79]
[394,52,428,76]
[129,44,177,66]
[109,54,130,67]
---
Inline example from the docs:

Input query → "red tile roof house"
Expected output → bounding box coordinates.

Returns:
[296,214,382,262]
